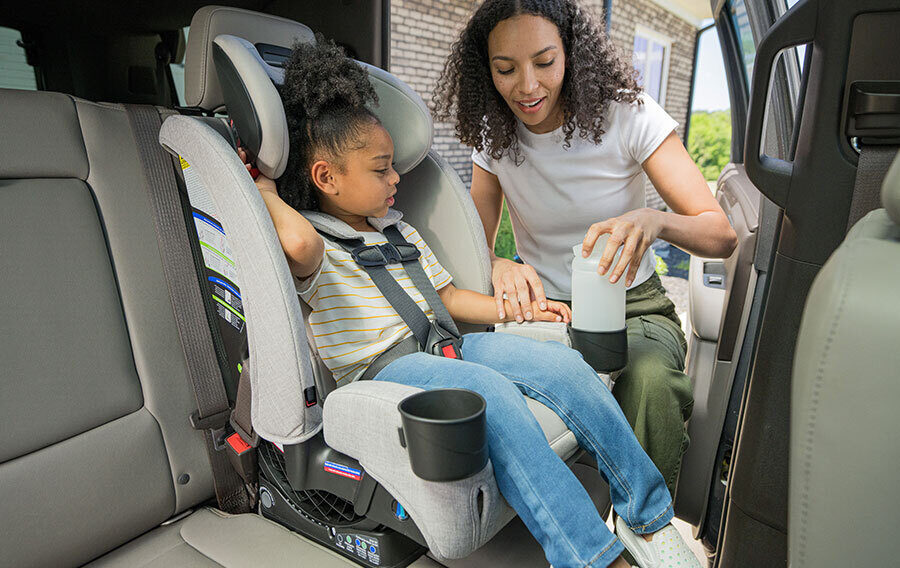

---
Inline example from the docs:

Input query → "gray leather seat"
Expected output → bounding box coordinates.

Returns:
[790,151,900,567]
[0,88,441,568]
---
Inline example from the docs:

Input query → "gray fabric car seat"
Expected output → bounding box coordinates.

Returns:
[789,150,900,567]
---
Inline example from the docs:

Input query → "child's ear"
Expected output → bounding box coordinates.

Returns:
[310,160,338,195]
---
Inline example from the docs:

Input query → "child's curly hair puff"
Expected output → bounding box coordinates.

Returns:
[433,0,641,163]
[276,36,380,211]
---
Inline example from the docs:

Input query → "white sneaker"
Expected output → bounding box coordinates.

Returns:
[614,516,701,568]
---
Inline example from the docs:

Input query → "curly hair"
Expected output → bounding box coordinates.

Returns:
[433,0,642,162]
[276,36,380,211]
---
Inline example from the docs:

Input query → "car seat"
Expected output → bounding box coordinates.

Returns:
[789,149,900,567]
[159,5,609,566]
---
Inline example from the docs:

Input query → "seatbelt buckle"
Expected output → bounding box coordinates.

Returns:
[226,432,259,485]
[438,340,462,359]
[426,321,463,360]
[190,408,231,451]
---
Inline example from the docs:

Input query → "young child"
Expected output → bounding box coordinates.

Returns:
[245,38,699,568]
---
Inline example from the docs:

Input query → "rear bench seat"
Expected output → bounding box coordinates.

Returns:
[0,88,441,568]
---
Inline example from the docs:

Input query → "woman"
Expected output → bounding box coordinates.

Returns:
[435,0,738,495]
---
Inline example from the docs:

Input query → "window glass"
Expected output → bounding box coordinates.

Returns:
[729,0,756,88]
[688,24,732,185]
[170,26,189,105]
[0,26,38,90]
[632,28,670,103]
[785,0,806,73]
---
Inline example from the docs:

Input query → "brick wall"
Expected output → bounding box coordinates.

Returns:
[604,0,697,209]
[389,0,479,185]
[389,0,697,199]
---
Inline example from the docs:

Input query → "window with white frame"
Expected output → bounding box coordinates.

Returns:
[632,25,672,104]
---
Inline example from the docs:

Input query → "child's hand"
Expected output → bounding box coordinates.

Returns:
[531,300,571,323]
[237,146,275,193]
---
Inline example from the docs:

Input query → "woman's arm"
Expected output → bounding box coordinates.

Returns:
[582,132,738,286]
[471,164,549,322]
[437,283,569,325]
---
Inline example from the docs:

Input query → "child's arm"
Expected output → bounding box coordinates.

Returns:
[255,173,324,278]
[438,283,570,325]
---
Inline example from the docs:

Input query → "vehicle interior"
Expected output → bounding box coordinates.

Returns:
[1,0,899,567]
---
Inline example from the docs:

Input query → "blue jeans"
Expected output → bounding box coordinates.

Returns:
[374,332,673,568]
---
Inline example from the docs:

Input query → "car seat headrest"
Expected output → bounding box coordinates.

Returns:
[882,150,900,225]
[185,5,314,112]
[211,33,434,178]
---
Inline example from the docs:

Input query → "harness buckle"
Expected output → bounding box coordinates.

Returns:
[351,243,421,267]
[426,320,463,360]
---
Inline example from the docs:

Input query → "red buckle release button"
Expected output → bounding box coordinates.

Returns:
[441,344,459,359]
[227,432,252,455]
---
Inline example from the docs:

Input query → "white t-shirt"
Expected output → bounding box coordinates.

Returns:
[297,220,452,385]
[472,94,677,300]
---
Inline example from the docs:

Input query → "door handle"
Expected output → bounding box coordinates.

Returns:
[744,0,816,207]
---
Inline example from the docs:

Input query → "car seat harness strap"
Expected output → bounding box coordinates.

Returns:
[323,224,462,365]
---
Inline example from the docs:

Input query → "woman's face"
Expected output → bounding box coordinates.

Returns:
[487,14,566,134]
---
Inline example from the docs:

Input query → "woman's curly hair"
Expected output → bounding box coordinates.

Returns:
[276,36,379,211]
[433,0,641,162]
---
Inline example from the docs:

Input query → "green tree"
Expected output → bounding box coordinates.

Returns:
[494,201,518,260]
[688,110,732,181]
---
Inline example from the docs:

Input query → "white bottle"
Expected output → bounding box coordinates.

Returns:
[571,235,626,332]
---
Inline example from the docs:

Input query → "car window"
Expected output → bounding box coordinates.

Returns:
[0,26,38,90]
[729,0,756,91]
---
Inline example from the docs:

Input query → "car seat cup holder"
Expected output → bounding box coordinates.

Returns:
[568,239,628,374]
[398,389,488,482]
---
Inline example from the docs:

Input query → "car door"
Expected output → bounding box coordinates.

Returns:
[704,0,900,566]
[675,0,803,559]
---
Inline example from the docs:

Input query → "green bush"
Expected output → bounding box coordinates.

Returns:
[688,110,732,182]
[494,201,518,260]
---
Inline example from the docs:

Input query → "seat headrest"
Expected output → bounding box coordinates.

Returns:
[882,150,900,225]
[185,5,314,111]
[211,32,433,178]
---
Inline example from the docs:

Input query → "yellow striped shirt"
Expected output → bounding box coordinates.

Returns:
[298,222,453,384]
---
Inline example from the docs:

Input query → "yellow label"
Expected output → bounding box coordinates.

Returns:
[179,156,190,170]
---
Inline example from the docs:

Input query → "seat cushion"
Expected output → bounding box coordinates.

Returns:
[87,508,443,568]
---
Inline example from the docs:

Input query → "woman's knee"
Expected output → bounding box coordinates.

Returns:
[618,351,692,407]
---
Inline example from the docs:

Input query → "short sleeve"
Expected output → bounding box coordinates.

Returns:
[471,147,496,175]
[621,94,679,164]
[296,250,328,301]
[399,222,454,290]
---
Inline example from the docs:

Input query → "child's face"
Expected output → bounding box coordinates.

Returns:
[325,123,400,220]
[487,14,566,134]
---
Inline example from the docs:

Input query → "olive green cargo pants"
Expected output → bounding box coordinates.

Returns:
[616,273,692,494]
[556,272,692,495]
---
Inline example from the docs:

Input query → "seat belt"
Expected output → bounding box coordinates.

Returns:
[125,105,254,513]
[325,224,463,362]
[846,145,900,232]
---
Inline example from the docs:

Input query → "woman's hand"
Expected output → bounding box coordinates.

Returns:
[491,257,548,323]
[581,208,664,287]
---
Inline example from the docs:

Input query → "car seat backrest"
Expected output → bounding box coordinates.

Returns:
[0,89,216,568]
[790,150,900,567]
[184,5,315,112]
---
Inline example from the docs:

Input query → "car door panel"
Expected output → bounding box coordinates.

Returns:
[677,163,760,528]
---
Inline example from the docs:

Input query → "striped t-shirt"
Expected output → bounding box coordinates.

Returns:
[297,220,453,384]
